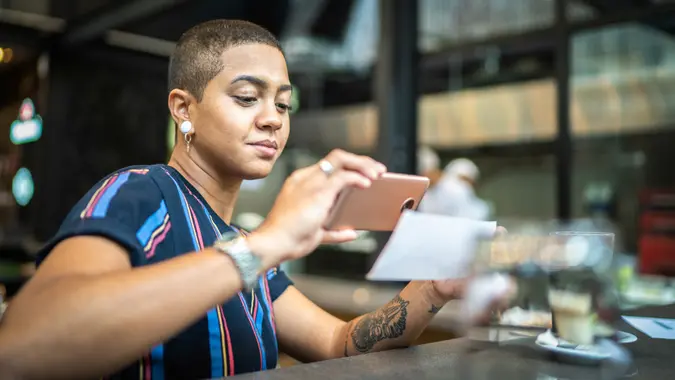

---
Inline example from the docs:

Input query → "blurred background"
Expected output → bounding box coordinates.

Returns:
[1,0,675,363]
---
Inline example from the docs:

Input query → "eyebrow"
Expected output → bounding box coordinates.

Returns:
[230,75,292,93]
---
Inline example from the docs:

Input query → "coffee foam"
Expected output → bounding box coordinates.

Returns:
[549,289,592,315]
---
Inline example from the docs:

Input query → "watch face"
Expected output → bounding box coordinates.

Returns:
[212,231,261,291]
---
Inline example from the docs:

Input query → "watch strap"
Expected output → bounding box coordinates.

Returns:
[213,233,263,291]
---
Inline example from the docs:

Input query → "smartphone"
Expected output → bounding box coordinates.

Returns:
[324,172,430,232]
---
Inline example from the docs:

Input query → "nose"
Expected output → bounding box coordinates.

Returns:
[255,102,283,131]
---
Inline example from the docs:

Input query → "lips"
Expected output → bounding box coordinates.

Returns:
[248,140,278,149]
[247,140,278,159]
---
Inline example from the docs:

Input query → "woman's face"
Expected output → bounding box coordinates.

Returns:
[189,43,292,180]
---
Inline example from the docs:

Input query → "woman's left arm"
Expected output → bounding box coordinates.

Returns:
[273,280,456,363]
[274,228,512,362]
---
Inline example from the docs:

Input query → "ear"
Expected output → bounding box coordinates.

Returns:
[168,89,193,125]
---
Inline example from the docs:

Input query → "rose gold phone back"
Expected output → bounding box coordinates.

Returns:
[325,173,430,231]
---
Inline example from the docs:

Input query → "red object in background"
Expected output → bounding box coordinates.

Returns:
[638,189,675,276]
[639,189,675,210]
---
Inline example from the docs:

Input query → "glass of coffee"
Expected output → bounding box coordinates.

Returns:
[546,232,616,345]
[548,287,594,345]
[544,231,615,272]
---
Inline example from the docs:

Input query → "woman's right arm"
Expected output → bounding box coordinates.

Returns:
[0,230,280,380]
[0,149,384,380]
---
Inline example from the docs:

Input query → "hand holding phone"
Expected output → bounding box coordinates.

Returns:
[324,172,430,231]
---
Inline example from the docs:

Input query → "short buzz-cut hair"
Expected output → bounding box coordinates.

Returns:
[168,19,283,101]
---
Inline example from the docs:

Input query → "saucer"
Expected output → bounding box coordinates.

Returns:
[615,331,637,344]
[594,323,638,344]
[535,330,612,364]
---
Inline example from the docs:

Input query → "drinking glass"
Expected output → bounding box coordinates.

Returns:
[546,232,620,343]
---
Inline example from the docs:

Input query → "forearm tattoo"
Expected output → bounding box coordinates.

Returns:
[350,295,410,353]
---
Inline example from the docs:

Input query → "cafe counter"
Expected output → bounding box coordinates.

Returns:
[229,304,675,379]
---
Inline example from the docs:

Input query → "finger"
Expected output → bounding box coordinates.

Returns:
[322,229,359,244]
[490,277,518,310]
[325,170,373,197]
[489,294,513,313]
[474,288,516,326]
[504,276,518,301]
[287,164,317,184]
[324,149,386,180]
[474,312,495,326]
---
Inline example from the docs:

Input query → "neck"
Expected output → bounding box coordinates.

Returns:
[168,150,241,224]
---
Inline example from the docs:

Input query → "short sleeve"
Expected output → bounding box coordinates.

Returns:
[265,267,293,301]
[37,167,164,267]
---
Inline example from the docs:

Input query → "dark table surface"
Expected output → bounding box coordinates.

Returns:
[229,304,675,379]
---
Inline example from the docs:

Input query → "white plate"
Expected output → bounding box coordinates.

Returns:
[595,323,638,344]
[536,331,612,363]
[616,331,638,344]
[535,340,612,360]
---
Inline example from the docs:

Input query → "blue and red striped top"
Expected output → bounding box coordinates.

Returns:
[37,164,292,379]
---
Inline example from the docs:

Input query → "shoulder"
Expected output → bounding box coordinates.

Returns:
[76,165,165,219]
[38,165,170,265]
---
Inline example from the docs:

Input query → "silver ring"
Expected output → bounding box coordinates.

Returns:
[318,160,335,177]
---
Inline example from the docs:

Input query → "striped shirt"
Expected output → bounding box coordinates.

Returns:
[37,164,292,379]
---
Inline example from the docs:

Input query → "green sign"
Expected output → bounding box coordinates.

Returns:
[167,116,176,151]
[12,167,34,206]
[10,98,43,145]
[290,85,300,114]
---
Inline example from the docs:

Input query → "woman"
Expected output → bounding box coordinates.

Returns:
[0,20,510,380]
[419,158,491,220]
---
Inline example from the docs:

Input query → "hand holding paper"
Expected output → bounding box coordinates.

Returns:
[366,211,497,281]
[365,211,516,328]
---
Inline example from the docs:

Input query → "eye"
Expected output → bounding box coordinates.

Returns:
[234,96,257,106]
[276,103,292,113]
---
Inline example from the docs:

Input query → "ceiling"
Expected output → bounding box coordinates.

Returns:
[1,0,675,110]
[0,0,295,69]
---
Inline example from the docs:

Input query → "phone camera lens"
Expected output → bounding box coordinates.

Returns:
[400,198,415,213]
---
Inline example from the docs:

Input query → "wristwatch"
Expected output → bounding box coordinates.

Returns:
[213,231,263,291]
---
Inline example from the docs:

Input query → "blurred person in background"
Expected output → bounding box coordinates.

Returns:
[417,145,442,186]
[419,157,491,221]
[0,20,511,380]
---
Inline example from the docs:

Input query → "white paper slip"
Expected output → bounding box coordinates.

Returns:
[366,211,497,281]
[622,316,675,339]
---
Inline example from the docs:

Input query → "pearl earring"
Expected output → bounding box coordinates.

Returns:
[179,121,193,153]
[179,120,193,134]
